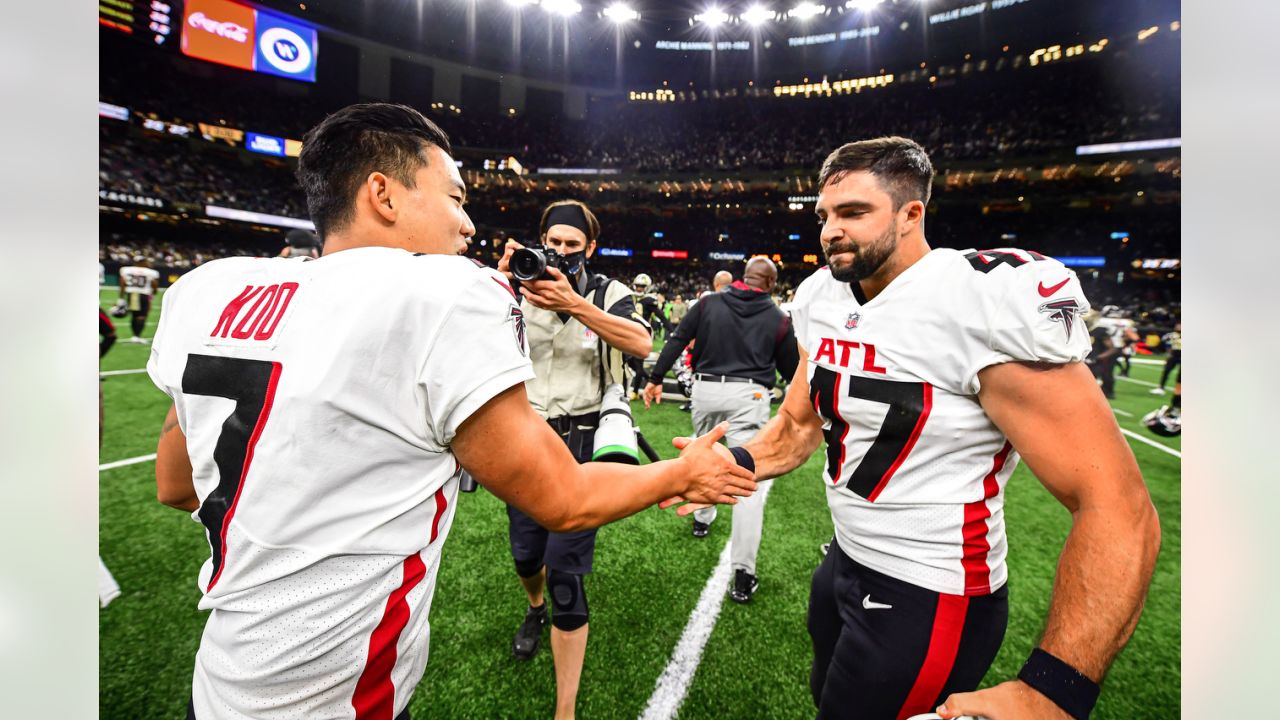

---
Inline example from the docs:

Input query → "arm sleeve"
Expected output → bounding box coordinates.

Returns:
[964,261,1094,394]
[419,272,537,449]
[649,299,703,381]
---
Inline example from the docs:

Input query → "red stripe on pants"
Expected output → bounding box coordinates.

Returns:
[895,594,971,720]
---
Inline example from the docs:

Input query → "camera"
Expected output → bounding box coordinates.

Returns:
[511,245,569,282]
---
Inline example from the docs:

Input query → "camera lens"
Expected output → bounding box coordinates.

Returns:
[511,247,547,281]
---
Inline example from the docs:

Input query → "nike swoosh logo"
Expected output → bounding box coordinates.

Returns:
[862,594,893,610]
[1038,278,1070,297]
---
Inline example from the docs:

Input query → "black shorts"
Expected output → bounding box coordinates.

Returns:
[507,418,598,575]
[808,539,1008,720]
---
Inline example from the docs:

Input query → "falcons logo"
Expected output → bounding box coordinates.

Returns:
[845,312,861,329]
[1038,298,1081,341]
[508,305,527,356]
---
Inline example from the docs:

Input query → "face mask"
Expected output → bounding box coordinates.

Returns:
[559,249,587,276]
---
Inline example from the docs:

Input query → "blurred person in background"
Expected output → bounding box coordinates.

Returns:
[643,256,798,603]
[117,256,159,344]
[1153,321,1181,394]
[669,294,689,327]
[99,306,121,608]
[281,228,322,258]
[1087,311,1120,399]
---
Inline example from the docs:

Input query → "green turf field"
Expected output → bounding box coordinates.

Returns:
[98,288,1180,718]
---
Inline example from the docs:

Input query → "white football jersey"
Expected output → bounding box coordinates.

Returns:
[147,248,534,720]
[120,265,159,295]
[790,248,1092,596]
[1096,317,1135,347]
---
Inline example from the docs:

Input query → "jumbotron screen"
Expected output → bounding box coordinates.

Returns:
[99,0,319,83]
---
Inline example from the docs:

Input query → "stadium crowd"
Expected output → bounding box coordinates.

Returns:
[100,32,1178,173]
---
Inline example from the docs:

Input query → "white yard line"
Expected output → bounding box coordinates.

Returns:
[99,368,149,377]
[640,482,773,720]
[1112,407,1134,417]
[98,453,157,471]
[1117,375,1159,388]
[1130,358,1165,366]
[1119,428,1181,459]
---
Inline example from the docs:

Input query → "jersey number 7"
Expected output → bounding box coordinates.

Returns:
[181,354,282,590]
[809,366,932,501]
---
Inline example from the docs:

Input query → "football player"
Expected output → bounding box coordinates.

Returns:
[1152,322,1181,394]
[148,104,755,720]
[666,137,1160,720]
[118,256,159,343]
[632,273,671,338]
[1087,311,1120,399]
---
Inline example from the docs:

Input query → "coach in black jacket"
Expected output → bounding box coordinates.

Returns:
[642,257,799,603]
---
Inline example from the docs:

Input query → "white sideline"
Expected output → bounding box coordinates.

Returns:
[100,368,149,377]
[1119,428,1181,459]
[1112,408,1133,417]
[641,482,774,720]
[1130,358,1165,366]
[1117,375,1159,388]
[99,453,157,471]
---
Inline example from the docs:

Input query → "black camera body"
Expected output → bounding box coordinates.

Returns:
[511,245,570,282]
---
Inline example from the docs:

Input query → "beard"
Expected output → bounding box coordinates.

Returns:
[826,223,897,283]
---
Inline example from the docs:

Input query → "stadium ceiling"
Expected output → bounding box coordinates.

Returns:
[253,0,1178,88]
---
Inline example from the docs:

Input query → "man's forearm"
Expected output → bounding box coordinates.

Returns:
[1037,498,1161,681]
[648,335,689,382]
[556,460,688,531]
[742,407,823,481]
[571,300,651,358]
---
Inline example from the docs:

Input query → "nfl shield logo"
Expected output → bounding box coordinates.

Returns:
[845,312,861,329]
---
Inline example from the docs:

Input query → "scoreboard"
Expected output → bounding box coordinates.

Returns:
[98,0,177,48]
[100,0,319,83]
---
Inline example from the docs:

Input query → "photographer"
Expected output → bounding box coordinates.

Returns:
[497,200,651,720]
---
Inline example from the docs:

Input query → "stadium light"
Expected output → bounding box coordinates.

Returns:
[742,4,775,26]
[844,0,882,11]
[788,2,824,20]
[694,6,731,27]
[504,0,538,7]
[542,0,582,16]
[603,2,640,22]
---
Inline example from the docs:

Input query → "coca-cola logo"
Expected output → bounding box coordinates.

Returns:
[187,12,249,43]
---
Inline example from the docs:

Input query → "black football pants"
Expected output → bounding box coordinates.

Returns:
[808,540,1008,720]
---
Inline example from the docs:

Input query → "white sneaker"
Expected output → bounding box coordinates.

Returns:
[1149,387,1166,395]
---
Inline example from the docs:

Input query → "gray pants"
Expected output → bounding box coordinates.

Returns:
[691,379,774,575]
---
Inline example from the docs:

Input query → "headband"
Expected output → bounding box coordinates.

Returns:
[542,204,592,240]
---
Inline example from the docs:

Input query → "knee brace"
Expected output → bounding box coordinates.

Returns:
[514,557,544,579]
[547,569,588,631]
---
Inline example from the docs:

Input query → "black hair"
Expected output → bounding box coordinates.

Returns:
[817,136,935,208]
[296,103,452,239]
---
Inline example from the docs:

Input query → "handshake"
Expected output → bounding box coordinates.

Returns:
[658,421,756,515]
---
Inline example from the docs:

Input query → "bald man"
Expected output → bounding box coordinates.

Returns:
[713,270,733,293]
[644,258,799,602]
